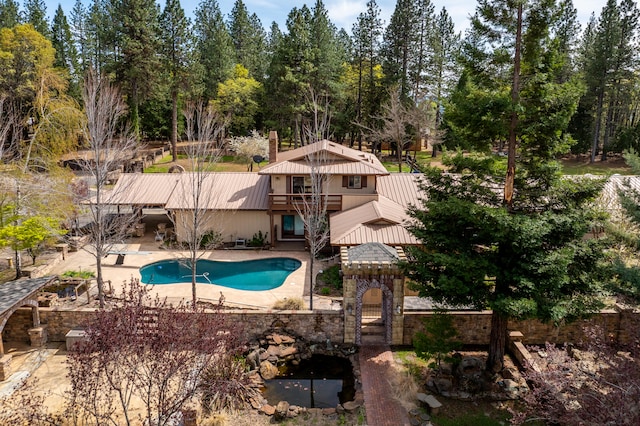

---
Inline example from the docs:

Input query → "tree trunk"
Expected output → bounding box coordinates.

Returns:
[96,255,105,308]
[171,88,178,162]
[14,249,21,280]
[504,3,522,211]
[486,309,508,373]
[309,255,314,311]
[591,91,604,163]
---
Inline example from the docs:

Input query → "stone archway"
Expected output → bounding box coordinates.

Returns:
[355,278,393,344]
[341,244,406,346]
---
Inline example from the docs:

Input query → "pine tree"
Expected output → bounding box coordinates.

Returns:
[228,0,266,79]
[111,0,161,136]
[160,0,191,160]
[351,0,383,149]
[0,0,20,29]
[194,0,234,101]
[51,5,79,86]
[23,0,49,37]
[382,0,418,98]
[410,0,602,373]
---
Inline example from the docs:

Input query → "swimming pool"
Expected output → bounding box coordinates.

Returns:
[139,257,302,291]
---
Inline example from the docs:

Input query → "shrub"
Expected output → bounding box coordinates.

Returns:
[320,286,331,295]
[272,297,305,310]
[413,309,462,371]
[61,270,95,279]
[318,264,342,290]
[247,230,268,247]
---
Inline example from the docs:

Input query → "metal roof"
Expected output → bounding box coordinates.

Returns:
[260,140,388,175]
[165,173,270,210]
[330,197,420,246]
[108,173,180,205]
[376,173,424,208]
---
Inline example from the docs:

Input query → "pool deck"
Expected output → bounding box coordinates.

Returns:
[47,235,338,311]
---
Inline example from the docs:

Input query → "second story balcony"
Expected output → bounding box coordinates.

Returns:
[268,193,343,212]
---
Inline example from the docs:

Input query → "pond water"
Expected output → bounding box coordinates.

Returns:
[261,354,356,408]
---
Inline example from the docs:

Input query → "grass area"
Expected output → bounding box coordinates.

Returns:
[559,156,632,175]
[144,153,252,173]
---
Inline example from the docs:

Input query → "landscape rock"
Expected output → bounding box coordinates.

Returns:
[260,404,275,416]
[259,360,278,380]
[274,401,290,421]
[342,400,362,412]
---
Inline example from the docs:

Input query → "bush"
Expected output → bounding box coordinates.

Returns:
[61,270,95,279]
[318,264,342,290]
[247,230,268,247]
[272,297,305,310]
[320,286,331,295]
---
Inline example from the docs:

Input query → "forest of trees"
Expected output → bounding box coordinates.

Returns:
[1,0,637,162]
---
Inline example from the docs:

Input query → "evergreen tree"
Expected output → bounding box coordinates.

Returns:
[264,6,314,145]
[410,0,602,373]
[351,0,384,149]
[581,0,639,162]
[430,7,460,125]
[111,0,161,136]
[408,0,435,101]
[0,0,20,29]
[228,0,266,79]
[194,0,234,101]
[23,0,49,37]
[382,0,418,98]
[51,5,79,83]
[160,0,191,160]
[69,0,90,74]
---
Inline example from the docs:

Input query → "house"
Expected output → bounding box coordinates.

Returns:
[105,139,424,249]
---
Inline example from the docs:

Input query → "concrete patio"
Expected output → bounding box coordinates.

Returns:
[46,228,338,311]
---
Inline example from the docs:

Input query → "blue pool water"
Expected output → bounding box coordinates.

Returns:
[139,257,301,291]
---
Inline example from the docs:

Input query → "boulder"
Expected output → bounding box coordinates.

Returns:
[259,360,279,380]
[275,401,290,421]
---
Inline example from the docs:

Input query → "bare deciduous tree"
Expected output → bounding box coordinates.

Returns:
[67,278,250,426]
[77,69,138,308]
[358,87,434,171]
[172,100,227,308]
[295,89,332,310]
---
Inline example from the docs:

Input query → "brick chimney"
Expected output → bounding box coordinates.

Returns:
[268,130,278,164]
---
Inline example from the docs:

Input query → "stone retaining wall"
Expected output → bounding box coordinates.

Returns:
[3,307,638,347]
[403,308,635,346]
[3,309,344,343]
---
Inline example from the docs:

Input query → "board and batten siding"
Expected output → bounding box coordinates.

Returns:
[172,210,270,244]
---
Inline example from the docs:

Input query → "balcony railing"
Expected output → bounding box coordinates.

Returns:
[269,193,342,212]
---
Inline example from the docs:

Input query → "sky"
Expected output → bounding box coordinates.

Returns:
[44,0,608,35]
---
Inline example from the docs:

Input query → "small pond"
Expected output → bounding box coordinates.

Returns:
[261,354,356,408]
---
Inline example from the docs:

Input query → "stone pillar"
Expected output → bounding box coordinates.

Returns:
[392,277,405,345]
[343,277,357,344]
[269,131,278,164]
[28,326,47,347]
[32,305,40,327]
[0,354,12,381]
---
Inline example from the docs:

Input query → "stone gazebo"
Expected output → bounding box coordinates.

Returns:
[341,243,406,345]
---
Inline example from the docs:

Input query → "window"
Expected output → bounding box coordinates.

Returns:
[348,175,361,189]
[292,176,312,193]
[342,175,367,189]
[282,214,305,237]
